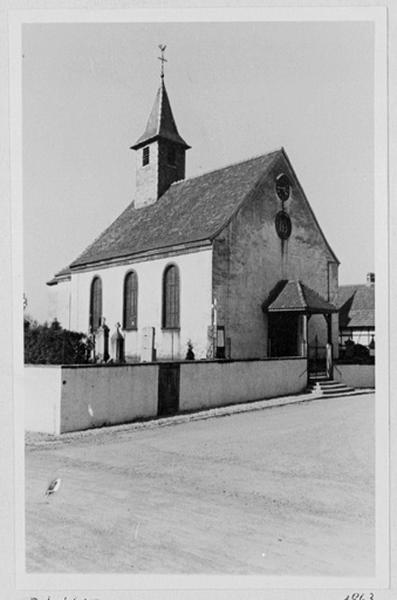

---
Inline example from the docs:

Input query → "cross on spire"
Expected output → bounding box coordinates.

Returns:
[158,44,167,80]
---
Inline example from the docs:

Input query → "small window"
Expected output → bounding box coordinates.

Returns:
[162,265,180,329]
[142,146,150,166]
[275,173,291,202]
[123,271,138,330]
[167,146,176,166]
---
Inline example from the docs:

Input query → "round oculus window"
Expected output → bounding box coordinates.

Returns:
[275,211,292,240]
[275,173,291,202]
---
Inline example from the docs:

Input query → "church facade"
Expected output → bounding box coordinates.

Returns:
[48,72,339,366]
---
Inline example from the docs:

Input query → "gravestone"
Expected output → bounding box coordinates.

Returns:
[142,326,155,362]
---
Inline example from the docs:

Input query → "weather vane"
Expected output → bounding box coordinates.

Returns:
[158,44,167,79]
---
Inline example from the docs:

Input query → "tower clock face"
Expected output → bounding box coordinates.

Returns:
[275,173,291,202]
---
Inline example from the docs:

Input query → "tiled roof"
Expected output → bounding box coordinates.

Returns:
[55,265,72,277]
[46,265,71,286]
[70,150,280,268]
[336,284,375,328]
[131,81,190,150]
[264,280,337,314]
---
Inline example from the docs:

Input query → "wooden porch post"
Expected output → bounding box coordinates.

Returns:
[326,313,332,344]
[306,313,311,386]
[326,313,333,379]
[301,313,308,357]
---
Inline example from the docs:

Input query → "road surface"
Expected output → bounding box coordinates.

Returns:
[25,393,374,575]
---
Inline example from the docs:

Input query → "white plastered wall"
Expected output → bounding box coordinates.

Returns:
[70,247,213,361]
[25,366,62,434]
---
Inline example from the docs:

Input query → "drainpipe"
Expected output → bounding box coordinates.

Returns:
[327,261,332,301]
[302,313,308,358]
[211,297,217,359]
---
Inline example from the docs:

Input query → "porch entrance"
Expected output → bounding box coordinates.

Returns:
[308,338,333,379]
[263,280,337,382]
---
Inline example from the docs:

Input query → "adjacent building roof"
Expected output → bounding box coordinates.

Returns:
[264,280,337,314]
[131,81,190,150]
[336,284,375,328]
[46,265,71,286]
[69,150,281,268]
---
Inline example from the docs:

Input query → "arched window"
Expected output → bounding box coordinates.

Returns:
[162,264,180,329]
[123,271,138,330]
[89,276,102,331]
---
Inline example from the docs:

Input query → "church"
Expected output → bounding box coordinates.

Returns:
[47,57,339,370]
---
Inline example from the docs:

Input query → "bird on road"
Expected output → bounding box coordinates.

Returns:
[45,477,61,497]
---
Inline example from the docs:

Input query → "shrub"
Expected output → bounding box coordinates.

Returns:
[337,341,374,365]
[24,319,92,364]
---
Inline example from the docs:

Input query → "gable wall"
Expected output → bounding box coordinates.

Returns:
[69,247,213,361]
[213,152,339,359]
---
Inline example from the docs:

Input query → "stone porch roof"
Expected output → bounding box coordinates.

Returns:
[264,280,337,314]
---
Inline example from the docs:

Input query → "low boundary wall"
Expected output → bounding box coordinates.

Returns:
[60,364,159,433]
[25,366,62,434]
[25,357,307,434]
[179,359,306,411]
[334,363,375,389]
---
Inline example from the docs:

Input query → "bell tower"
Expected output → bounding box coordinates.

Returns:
[131,46,190,209]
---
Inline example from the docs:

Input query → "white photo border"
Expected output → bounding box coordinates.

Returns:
[8,5,390,597]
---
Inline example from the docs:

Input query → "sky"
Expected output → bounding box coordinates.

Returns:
[22,20,374,324]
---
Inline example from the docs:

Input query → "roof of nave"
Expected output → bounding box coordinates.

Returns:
[69,149,281,269]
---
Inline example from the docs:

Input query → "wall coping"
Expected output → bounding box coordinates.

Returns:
[24,356,307,369]
[24,364,63,369]
[334,361,375,366]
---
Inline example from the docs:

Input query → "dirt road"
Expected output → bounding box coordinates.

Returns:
[25,393,374,575]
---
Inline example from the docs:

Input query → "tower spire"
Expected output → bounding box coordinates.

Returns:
[158,44,167,80]
[130,47,190,209]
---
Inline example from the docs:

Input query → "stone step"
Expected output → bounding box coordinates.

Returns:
[309,381,353,387]
[311,385,354,394]
[313,381,348,387]
[307,379,355,396]
[316,389,367,399]
[318,388,354,396]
